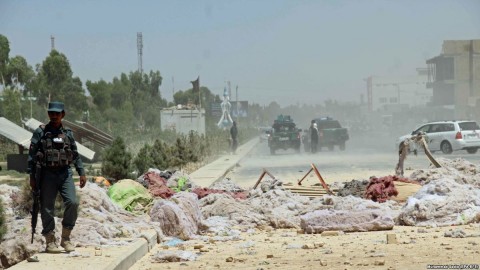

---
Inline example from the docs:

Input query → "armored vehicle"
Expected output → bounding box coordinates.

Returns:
[267,115,302,154]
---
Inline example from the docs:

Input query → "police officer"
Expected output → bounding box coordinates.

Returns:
[27,101,86,253]
[230,121,238,154]
[310,120,319,153]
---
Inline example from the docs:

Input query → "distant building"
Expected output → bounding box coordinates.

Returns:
[366,68,432,113]
[426,39,480,120]
[160,105,205,135]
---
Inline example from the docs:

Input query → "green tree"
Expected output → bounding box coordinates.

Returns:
[102,137,132,180]
[86,79,112,112]
[35,50,87,116]
[150,139,172,170]
[5,55,35,87]
[0,34,10,85]
[2,88,23,124]
[41,50,72,88]
[133,143,153,176]
[169,137,190,169]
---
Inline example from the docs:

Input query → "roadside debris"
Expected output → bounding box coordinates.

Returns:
[1,154,480,268]
[396,132,441,176]
[397,177,480,226]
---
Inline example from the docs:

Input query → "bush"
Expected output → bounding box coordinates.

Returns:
[102,137,133,180]
[0,197,7,240]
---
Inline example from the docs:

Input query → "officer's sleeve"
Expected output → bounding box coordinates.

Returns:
[27,129,42,176]
[68,131,85,176]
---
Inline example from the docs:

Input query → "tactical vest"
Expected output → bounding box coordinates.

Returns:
[38,125,74,168]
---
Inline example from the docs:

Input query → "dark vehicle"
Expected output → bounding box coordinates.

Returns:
[267,115,302,155]
[303,117,349,151]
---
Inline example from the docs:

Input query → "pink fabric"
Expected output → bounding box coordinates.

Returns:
[143,171,175,199]
[364,175,400,203]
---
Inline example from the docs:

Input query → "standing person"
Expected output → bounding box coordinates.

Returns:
[310,120,319,153]
[27,101,87,253]
[230,121,238,154]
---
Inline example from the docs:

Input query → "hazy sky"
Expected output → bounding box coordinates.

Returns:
[1,0,479,106]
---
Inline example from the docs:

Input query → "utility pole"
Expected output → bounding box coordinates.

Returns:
[236,85,239,122]
[137,32,143,74]
[172,76,175,104]
[50,35,55,51]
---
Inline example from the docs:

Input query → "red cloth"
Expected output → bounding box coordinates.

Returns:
[143,171,175,199]
[364,175,400,203]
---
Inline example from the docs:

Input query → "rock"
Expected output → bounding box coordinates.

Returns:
[321,231,340,237]
[302,244,315,249]
[301,209,394,233]
[387,233,397,244]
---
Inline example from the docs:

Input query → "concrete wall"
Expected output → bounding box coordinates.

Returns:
[160,109,206,135]
[438,40,480,119]
[368,74,431,112]
[432,39,480,120]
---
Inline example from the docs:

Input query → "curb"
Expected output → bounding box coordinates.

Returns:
[211,138,258,184]
[105,230,158,270]
[104,238,148,270]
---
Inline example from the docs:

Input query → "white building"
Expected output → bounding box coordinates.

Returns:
[366,68,432,112]
[160,106,205,135]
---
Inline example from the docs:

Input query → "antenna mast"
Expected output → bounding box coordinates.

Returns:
[137,32,143,74]
[50,35,55,51]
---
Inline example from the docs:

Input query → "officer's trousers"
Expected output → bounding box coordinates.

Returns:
[40,167,79,235]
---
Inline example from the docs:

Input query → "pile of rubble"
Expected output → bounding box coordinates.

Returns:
[0,157,479,267]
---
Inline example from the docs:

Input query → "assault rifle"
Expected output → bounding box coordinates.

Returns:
[31,153,43,243]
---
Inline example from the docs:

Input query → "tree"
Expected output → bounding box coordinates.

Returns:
[150,139,172,170]
[1,88,22,124]
[5,55,34,87]
[0,34,10,85]
[133,143,153,176]
[102,137,132,180]
[36,50,87,116]
[86,79,112,111]
[41,50,73,88]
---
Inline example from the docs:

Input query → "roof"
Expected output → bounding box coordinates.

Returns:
[62,119,113,148]
[23,118,96,160]
[0,117,32,149]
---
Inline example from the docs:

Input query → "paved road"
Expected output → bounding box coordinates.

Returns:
[226,134,480,188]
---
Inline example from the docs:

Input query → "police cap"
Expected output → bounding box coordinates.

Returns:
[47,101,65,112]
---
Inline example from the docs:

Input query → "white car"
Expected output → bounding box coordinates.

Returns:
[396,120,480,154]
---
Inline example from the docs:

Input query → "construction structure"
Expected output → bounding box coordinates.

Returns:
[160,105,206,135]
[365,68,432,113]
[426,39,480,120]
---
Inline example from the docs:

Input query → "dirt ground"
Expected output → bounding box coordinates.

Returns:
[131,148,480,270]
[131,224,479,270]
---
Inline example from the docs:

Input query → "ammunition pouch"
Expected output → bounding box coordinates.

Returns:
[41,132,73,168]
